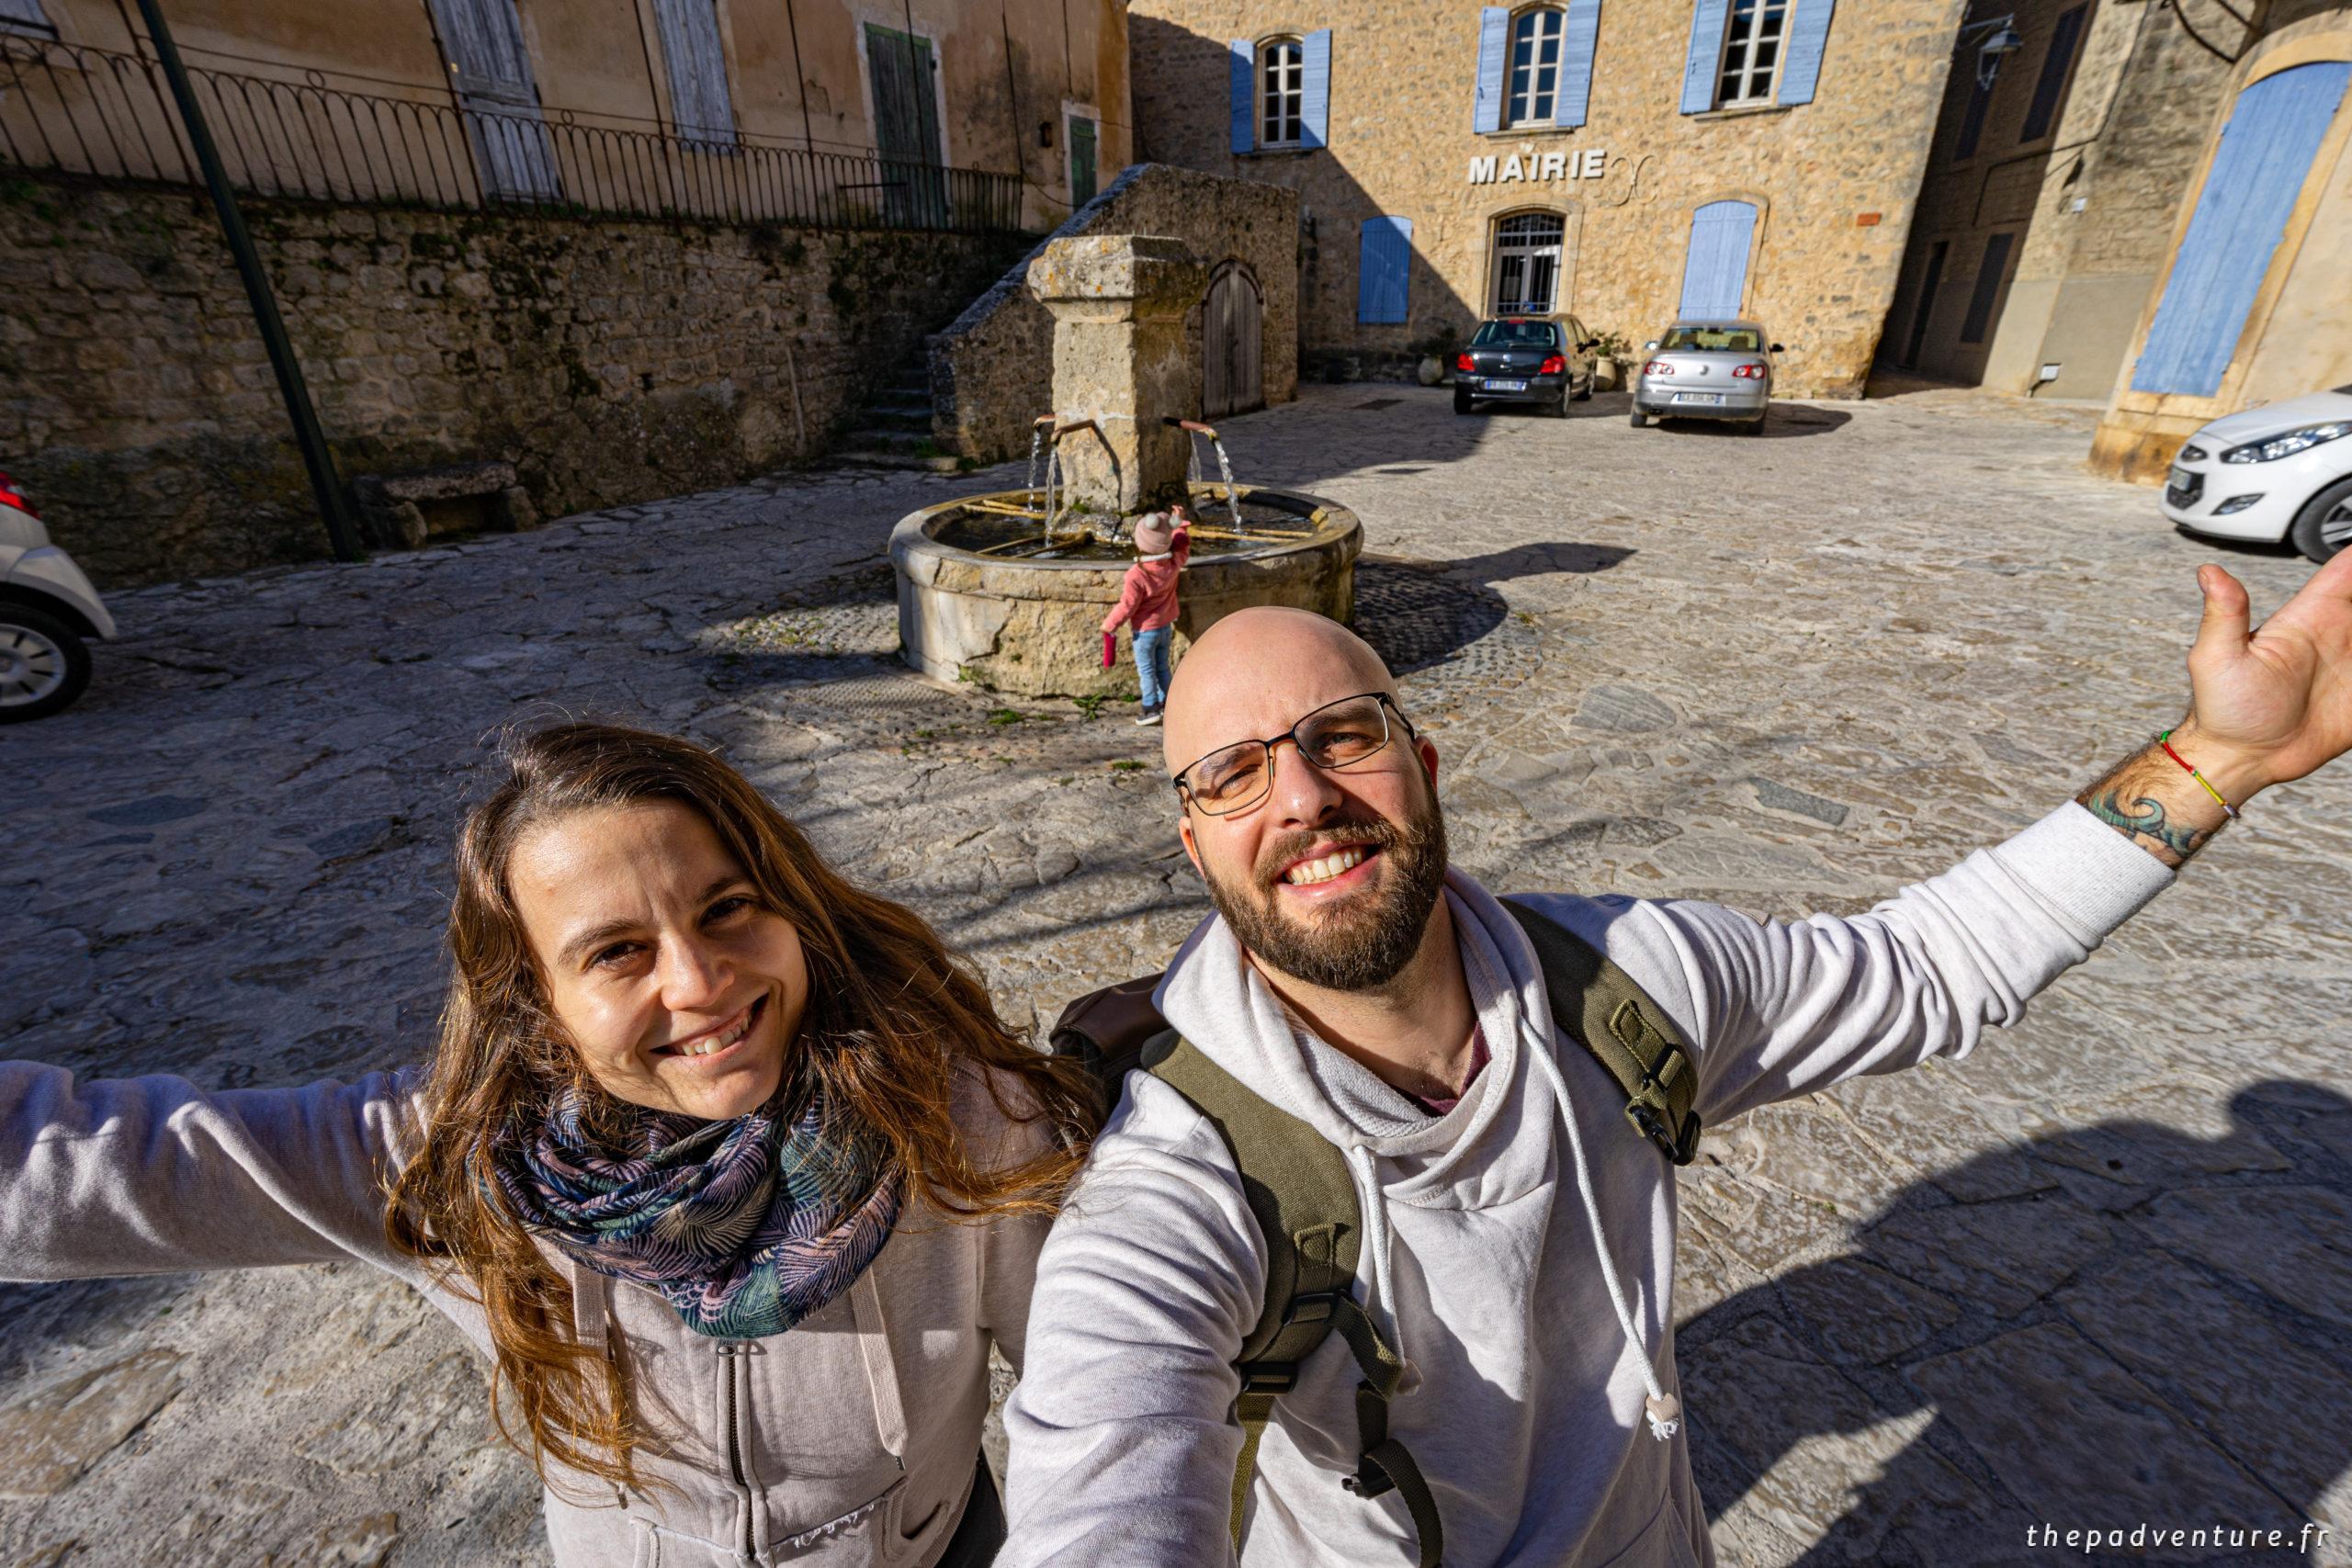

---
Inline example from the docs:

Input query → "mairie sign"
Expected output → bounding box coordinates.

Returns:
[1469,149,1609,183]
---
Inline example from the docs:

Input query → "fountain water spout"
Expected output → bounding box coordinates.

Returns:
[1166,418,1244,535]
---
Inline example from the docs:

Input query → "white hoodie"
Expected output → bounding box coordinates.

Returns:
[1001,803,2174,1567]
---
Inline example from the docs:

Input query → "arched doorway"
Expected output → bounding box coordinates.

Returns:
[1203,261,1264,419]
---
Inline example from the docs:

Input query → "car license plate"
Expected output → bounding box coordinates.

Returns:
[1677,392,1724,406]
[1487,378,1527,392]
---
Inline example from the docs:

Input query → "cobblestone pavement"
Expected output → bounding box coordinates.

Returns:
[5,383,2350,1567]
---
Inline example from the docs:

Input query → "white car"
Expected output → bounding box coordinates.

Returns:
[0,473,116,722]
[2161,387,2352,562]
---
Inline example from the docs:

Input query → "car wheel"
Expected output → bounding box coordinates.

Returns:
[1742,415,1765,434]
[2289,476,2352,563]
[1453,389,1473,415]
[1573,374,1593,401]
[1546,392,1570,419]
[0,601,93,723]
[1629,409,1649,428]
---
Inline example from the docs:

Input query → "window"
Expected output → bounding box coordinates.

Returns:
[654,0,738,151]
[1660,324,1763,351]
[2018,6,2086,143]
[1953,73,1993,161]
[1716,0,1789,105]
[1261,38,1305,147]
[1472,319,1563,347]
[0,0,54,36]
[1958,231,2015,344]
[1507,8,1565,127]
[1490,211,1566,314]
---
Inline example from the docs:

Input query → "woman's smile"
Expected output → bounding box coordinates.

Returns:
[653,993,765,1065]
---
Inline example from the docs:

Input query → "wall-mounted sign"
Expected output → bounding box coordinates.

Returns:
[1469,149,1608,184]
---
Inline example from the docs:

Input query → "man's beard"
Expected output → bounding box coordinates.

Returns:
[1201,786,1451,992]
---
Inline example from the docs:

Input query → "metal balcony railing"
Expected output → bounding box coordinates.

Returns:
[0,36,1026,235]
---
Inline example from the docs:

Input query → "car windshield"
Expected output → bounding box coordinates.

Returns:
[1660,326,1762,353]
[1471,319,1560,349]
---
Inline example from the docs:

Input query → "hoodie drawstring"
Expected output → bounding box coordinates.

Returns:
[1524,1037,1682,1442]
[1343,1141,1413,1390]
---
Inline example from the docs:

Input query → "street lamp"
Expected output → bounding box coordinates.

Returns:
[1959,15,2027,90]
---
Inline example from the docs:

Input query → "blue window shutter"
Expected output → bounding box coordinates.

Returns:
[1555,0,1600,128]
[1678,199,1756,318]
[1680,0,1729,113]
[1358,217,1412,324]
[1473,8,1508,133]
[1302,28,1331,149]
[1776,0,1835,106]
[2135,61,2351,396]
[1229,39,1253,153]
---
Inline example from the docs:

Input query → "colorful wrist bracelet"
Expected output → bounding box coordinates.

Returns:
[2155,729,2240,819]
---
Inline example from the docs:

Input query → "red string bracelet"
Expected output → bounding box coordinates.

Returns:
[2155,729,2240,819]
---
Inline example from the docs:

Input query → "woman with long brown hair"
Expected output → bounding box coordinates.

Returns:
[0,722,1099,1566]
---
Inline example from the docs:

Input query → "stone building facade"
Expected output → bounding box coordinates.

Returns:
[1125,0,1973,399]
[1884,0,2352,480]
[10,0,1131,236]
[929,163,1302,466]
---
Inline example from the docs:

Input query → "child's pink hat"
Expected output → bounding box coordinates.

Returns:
[1132,513,1175,554]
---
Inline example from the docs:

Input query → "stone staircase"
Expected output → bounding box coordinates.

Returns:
[836,349,962,473]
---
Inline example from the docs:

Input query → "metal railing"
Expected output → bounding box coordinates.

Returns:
[0,35,1025,234]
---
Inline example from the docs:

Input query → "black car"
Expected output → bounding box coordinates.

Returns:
[1453,315,1598,417]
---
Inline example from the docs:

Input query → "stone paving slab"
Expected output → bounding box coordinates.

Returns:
[3,384,2349,1565]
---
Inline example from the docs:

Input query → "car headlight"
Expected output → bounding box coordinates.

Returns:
[2221,421,2352,463]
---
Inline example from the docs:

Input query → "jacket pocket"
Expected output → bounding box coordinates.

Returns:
[772,1472,906,1559]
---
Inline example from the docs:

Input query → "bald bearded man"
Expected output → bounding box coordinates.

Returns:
[1001,557,2352,1568]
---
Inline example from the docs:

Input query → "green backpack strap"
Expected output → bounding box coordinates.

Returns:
[1502,898,1702,1167]
[1144,1036,1444,1568]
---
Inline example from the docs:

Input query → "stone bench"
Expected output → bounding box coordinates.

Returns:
[352,460,538,550]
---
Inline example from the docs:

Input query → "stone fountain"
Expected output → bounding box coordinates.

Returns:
[890,234,1360,698]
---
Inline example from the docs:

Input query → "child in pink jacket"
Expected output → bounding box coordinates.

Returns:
[1101,505,1191,727]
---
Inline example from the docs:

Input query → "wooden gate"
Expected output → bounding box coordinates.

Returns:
[1202,262,1263,419]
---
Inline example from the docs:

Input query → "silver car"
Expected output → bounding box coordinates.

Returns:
[1630,321,1782,433]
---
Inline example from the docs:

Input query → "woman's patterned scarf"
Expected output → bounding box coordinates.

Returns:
[494,1065,900,1339]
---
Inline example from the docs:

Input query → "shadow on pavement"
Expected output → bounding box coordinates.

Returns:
[1683,1079,2352,1563]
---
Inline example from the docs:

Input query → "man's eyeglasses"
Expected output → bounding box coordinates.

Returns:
[1172,693,1419,817]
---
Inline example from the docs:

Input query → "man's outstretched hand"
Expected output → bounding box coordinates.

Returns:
[2077,552,2352,868]
[2175,548,2352,801]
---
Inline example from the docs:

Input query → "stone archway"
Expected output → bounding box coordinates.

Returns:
[1203,260,1264,419]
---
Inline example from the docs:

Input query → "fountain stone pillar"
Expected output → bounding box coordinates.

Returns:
[1026,234,1207,515]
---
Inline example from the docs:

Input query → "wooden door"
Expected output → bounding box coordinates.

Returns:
[429,0,560,201]
[1678,199,1756,321]
[866,23,946,229]
[2133,61,2352,397]
[1203,263,1263,419]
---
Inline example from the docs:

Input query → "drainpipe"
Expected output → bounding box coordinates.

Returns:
[133,0,362,562]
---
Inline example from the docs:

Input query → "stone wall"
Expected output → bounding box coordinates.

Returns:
[0,178,1024,585]
[927,163,1300,466]
[1128,0,1967,400]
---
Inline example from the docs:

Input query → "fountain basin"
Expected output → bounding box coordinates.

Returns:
[891,483,1361,697]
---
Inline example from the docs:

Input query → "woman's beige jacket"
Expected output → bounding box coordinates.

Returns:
[0,1059,1049,1567]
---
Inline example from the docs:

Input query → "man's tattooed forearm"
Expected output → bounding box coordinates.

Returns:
[2080,788,2211,863]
